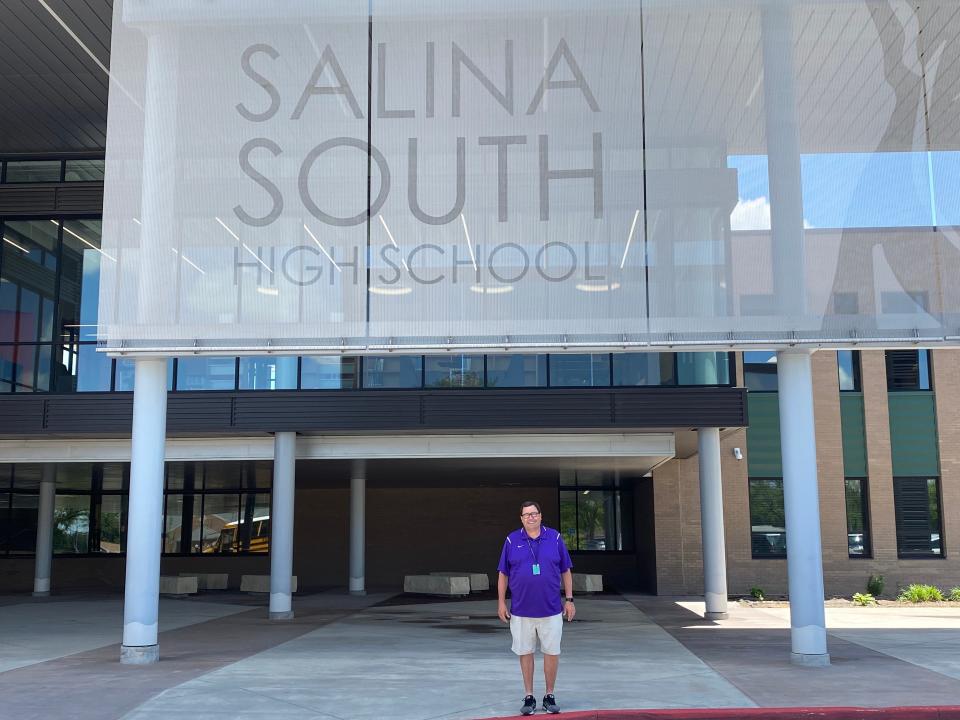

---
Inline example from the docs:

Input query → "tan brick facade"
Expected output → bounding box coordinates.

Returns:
[653,349,960,599]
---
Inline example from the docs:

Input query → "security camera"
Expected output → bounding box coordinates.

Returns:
[732,447,743,461]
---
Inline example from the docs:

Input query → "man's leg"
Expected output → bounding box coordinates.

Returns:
[543,653,559,695]
[520,653,535,695]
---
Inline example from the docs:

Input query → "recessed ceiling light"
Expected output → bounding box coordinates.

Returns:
[469,285,513,295]
[369,286,412,296]
[576,282,621,292]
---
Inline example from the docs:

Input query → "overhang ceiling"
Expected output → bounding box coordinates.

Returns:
[2,1,958,155]
[0,0,110,154]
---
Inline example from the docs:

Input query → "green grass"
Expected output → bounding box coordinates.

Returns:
[852,592,876,606]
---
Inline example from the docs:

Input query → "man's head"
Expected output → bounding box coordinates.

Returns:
[520,500,542,535]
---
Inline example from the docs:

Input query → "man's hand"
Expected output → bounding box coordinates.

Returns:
[498,601,511,623]
[563,601,576,622]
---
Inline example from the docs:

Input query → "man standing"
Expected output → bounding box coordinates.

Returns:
[497,500,575,715]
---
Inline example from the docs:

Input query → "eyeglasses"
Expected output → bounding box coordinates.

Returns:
[521,511,541,519]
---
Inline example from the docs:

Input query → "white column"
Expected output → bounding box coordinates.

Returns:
[762,2,806,319]
[121,358,168,665]
[777,349,830,666]
[697,428,728,620]
[349,459,366,595]
[32,463,56,596]
[269,432,296,619]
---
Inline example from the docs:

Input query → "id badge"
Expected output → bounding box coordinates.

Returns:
[532,564,541,576]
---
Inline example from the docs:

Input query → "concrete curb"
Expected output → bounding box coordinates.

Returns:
[477,708,960,720]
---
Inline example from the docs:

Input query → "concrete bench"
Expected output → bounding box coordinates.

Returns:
[404,574,470,596]
[179,572,229,591]
[159,575,198,596]
[240,575,298,593]
[572,573,603,593]
[429,572,490,592]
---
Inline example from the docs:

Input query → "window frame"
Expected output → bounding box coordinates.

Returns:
[558,475,635,554]
[893,475,945,559]
[748,476,787,559]
[843,477,872,559]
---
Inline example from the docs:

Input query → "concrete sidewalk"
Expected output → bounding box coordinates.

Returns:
[1,591,960,719]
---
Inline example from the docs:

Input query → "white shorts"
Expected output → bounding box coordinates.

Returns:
[510,613,563,656]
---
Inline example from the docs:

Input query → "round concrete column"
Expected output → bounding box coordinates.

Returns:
[269,432,296,619]
[121,358,168,665]
[33,463,56,596]
[777,349,830,666]
[349,459,366,595]
[697,428,728,620]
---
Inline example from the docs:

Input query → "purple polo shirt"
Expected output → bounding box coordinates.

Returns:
[497,525,573,618]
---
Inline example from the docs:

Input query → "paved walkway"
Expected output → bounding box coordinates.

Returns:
[1,591,959,719]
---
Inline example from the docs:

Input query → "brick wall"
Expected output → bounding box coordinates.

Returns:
[654,349,960,600]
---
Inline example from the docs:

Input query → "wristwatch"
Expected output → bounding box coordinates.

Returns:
[564,597,574,603]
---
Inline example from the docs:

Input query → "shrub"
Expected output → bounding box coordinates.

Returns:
[852,592,876,606]
[867,574,885,597]
[949,587,960,602]
[897,584,944,603]
[749,586,765,601]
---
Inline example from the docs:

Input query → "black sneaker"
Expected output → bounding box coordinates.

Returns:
[520,695,537,715]
[542,694,560,714]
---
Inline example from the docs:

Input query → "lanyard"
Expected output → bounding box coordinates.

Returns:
[526,534,541,565]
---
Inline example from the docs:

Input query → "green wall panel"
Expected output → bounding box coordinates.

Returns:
[840,393,867,478]
[747,393,781,477]
[888,392,940,477]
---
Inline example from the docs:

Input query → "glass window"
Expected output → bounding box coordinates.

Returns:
[202,462,243,490]
[164,494,185,554]
[166,462,186,491]
[54,494,90,553]
[0,346,11,392]
[58,220,103,344]
[749,478,786,558]
[744,351,778,392]
[425,354,484,388]
[238,356,297,390]
[362,355,422,388]
[237,492,271,553]
[300,356,358,389]
[612,353,675,386]
[114,357,174,391]
[677,352,731,385]
[894,477,943,558]
[201,494,240,554]
[102,464,126,491]
[56,463,92,491]
[844,478,870,558]
[98,494,127,553]
[243,461,272,490]
[0,464,10,489]
[9,494,39,554]
[558,473,634,552]
[10,344,53,392]
[175,356,236,391]
[486,354,547,388]
[64,159,105,182]
[838,350,862,392]
[53,343,112,392]
[885,350,931,391]
[12,464,41,490]
[0,493,8,552]
[549,354,610,387]
[4,160,62,183]
[1,220,59,344]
